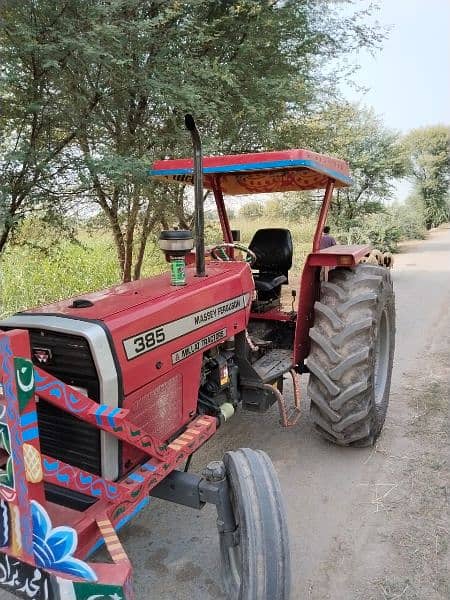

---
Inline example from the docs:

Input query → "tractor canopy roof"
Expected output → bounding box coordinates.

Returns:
[150,149,352,195]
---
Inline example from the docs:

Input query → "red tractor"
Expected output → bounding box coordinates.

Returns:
[0,115,394,599]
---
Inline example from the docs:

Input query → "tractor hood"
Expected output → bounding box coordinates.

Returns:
[1,261,254,395]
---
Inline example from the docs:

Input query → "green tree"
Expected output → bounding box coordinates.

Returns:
[1,1,386,281]
[280,102,407,228]
[402,125,450,229]
[270,192,317,220]
[69,1,386,280]
[0,1,100,252]
[264,198,283,219]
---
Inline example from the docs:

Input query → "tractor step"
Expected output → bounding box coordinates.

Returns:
[252,349,292,383]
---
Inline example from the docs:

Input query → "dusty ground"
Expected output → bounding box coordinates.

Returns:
[1,227,449,599]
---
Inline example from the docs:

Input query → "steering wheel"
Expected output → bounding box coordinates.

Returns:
[210,243,257,266]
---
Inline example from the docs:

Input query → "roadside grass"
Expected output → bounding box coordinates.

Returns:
[0,236,118,317]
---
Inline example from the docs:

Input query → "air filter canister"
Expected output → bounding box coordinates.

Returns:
[158,230,194,286]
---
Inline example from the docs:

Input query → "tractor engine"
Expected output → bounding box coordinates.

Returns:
[0,261,253,509]
[199,341,240,421]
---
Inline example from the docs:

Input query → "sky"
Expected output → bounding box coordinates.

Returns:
[339,0,450,201]
[342,0,450,132]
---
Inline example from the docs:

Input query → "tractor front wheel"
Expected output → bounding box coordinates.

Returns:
[307,263,395,446]
[219,448,290,600]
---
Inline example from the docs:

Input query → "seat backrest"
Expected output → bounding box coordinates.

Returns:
[249,228,293,276]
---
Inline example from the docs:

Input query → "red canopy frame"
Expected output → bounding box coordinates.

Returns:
[150,148,368,366]
[151,148,352,247]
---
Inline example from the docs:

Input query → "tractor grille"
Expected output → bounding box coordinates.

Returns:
[126,373,183,440]
[29,329,102,475]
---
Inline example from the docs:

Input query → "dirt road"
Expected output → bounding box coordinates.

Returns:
[1,227,449,600]
[119,226,449,600]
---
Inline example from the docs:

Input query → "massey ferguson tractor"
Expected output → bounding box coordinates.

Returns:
[0,115,395,600]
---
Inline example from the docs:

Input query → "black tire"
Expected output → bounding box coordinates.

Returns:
[307,264,395,446]
[220,448,290,600]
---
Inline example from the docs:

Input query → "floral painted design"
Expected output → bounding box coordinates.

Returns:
[31,500,97,582]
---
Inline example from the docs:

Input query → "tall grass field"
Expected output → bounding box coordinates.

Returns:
[0,218,316,318]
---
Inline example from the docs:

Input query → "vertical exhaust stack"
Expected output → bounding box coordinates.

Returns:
[185,113,206,277]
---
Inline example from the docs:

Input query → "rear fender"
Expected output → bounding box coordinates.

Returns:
[293,244,370,365]
[307,244,371,267]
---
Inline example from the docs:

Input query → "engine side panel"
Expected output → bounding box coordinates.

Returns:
[121,354,203,473]
[103,263,254,395]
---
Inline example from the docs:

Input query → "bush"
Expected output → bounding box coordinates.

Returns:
[9,216,78,254]
[390,204,426,240]
[0,222,169,317]
[335,205,426,252]
[337,216,400,252]
[264,194,318,221]
[0,236,119,317]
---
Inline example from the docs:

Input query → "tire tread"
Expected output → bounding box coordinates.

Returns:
[307,264,395,446]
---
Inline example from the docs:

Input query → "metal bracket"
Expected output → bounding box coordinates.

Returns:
[150,470,205,509]
[150,466,238,545]
[199,478,238,545]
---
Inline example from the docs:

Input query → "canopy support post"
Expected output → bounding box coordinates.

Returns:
[312,179,335,252]
[212,177,233,245]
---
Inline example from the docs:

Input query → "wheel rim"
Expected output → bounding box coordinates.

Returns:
[374,308,390,406]
[225,488,242,587]
[227,543,242,586]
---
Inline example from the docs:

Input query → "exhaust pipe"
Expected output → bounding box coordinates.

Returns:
[185,113,206,277]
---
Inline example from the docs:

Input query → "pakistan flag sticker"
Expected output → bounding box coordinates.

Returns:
[14,357,35,413]
[72,582,125,599]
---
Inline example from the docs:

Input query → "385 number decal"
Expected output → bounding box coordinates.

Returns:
[133,327,165,354]
[123,293,249,360]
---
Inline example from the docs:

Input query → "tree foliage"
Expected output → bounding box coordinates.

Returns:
[1,0,386,280]
[0,1,100,253]
[280,102,407,228]
[239,201,264,220]
[264,193,315,220]
[402,125,450,229]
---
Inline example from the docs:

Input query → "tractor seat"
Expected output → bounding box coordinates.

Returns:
[249,228,293,293]
[252,273,287,292]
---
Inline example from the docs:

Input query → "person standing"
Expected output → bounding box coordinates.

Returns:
[320,226,336,250]
[319,226,337,282]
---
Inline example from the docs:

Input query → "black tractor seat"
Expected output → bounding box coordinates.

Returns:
[249,228,293,297]
[253,273,287,293]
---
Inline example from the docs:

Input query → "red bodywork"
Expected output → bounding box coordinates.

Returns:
[0,261,253,598]
[25,261,254,472]
[29,262,253,395]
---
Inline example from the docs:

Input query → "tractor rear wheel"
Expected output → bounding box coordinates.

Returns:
[307,264,395,446]
[219,448,290,600]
